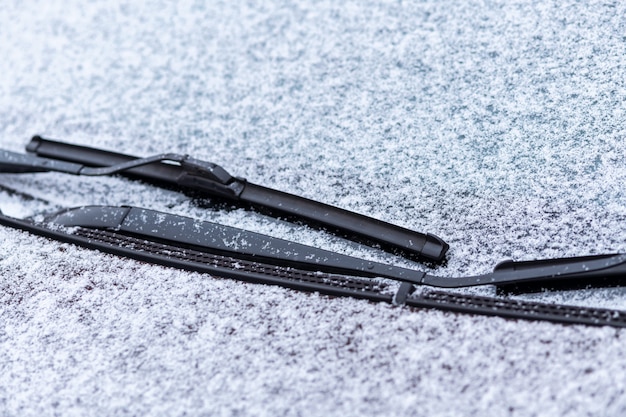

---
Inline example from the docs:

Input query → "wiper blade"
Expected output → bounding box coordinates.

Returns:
[23,135,448,262]
[3,143,625,291]
[38,205,626,290]
[4,143,626,327]
[2,204,626,328]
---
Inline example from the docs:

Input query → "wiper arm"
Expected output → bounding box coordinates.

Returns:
[32,205,626,292]
[21,136,449,262]
[0,148,244,195]
[2,202,626,327]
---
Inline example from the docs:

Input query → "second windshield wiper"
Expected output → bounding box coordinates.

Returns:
[12,203,626,293]
[20,136,448,262]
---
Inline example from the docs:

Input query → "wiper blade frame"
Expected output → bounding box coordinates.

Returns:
[33,205,626,292]
[24,135,448,262]
[2,204,626,328]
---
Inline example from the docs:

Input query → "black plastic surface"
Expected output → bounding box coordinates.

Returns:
[2,209,625,328]
[46,205,428,284]
[27,135,449,261]
[42,205,626,292]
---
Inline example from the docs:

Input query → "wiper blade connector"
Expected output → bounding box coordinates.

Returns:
[25,136,448,261]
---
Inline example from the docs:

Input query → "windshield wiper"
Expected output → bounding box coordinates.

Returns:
[4,144,625,291]
[33,205,626,291]
[4,144,626,327]
[1,203,625,328]
[20,136,448,262]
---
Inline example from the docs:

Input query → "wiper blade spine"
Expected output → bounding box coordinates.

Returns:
[2,206,626,328]
[26,135,449,261]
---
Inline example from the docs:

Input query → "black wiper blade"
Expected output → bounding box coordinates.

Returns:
[24,136,448,262]
[5,143,626,327]
[29,205,626,291]
[1,151,624,292]
[2,204,626,328]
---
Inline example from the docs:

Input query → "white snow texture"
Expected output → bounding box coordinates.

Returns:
[1,1,626,416]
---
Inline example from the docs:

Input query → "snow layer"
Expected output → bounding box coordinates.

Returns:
[1,0,626,415]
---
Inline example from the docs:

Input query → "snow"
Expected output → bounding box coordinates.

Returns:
[2,0,626,415]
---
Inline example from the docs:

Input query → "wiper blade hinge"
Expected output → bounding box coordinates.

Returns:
[177,156,246,198]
